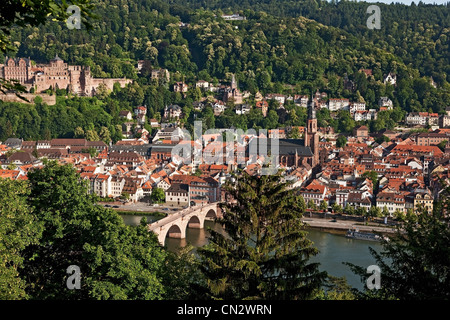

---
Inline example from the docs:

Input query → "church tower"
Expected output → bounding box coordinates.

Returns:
[305,95,319,167]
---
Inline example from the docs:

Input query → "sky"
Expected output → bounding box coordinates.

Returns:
[357,0,448,4]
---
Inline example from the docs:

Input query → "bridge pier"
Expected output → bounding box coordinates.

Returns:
[167,231,183,238]
[187,222,201,229]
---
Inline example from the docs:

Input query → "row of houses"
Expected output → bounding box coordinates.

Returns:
[406,107,450,128]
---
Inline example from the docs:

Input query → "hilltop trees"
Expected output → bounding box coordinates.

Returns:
[196,171,326,299]
[3,0,447,116]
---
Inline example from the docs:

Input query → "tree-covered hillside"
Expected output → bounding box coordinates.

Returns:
[0,0,449,141]
[168,0,450,81]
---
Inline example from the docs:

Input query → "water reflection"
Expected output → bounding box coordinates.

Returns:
[122,216,381,290]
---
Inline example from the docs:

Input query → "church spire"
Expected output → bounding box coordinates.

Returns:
[308,92,316,120]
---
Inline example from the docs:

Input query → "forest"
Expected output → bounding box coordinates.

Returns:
[0,0,449,141]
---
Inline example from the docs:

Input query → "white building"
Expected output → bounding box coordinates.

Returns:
[235,104,251,115]
[349,102,366,114]
[328,98,350,111]
[196,80,210,90]
[383,73,397,86]
[376,192,405,216]
[406,112,429,126]
[379,97,393,109]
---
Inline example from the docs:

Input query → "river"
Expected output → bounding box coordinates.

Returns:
[121,215,382,290]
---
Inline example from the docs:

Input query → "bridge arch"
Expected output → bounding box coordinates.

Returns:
[187,215,203,229]
[205,208,217,220]
[164,223,185,240]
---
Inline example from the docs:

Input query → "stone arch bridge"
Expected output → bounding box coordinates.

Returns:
[147,203,221,246]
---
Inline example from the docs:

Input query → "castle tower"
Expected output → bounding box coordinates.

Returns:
[305,95,319,167]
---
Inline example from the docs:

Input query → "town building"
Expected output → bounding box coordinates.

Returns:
[299,181,328,207]
[151,68,170,83]
[170,174,220,206]
[353,125,369,140]
[256,100,269,117]
[383,72,397,86]
[378,97,393,110]
[164,104,182,119]
[173,82,188,93]
[221,13,246,20]
[328,98,350,111]
[416,132,450,146]
[376,192,405,216]
[406,112,439,126]
[165,183,190,207]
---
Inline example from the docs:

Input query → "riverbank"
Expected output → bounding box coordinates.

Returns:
[302,217,398,235]
[114,209,167,218]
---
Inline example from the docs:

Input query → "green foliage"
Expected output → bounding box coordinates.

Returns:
[81,147,98,158]
[8,160,169,300]
[151,187,166,204]
[336,135,347,148]
[368,206,382,218]
[344,204,355,216]
[308,199,318,211]
[437,140,448,152]
[382,206,390,218]
[121,192,130,200]
[0,96,116,142]
[320,200,328,212]
[161,245,205,300]
[0,179,42,300]
[332,203,342,214]
[355,207,367,216]
[196,171,327,299]
[314,276,355,300]
[375,135,390,145]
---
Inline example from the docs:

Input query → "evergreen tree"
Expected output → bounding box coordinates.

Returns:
[196,171,326,299]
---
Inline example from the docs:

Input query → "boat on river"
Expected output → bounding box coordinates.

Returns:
[346,228,383,242]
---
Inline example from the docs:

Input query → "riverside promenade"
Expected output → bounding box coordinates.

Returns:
[302,217,398,235]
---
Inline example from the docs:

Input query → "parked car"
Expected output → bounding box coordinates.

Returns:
[104,204,111,207]
[112,205,119,208]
